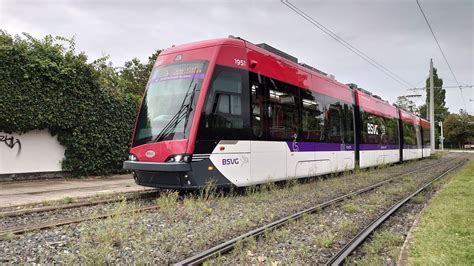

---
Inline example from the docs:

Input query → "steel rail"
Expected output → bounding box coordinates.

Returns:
[0,189,159,218]
[326,159,467,266]
[174,158,458,265]
[0,205,160,237]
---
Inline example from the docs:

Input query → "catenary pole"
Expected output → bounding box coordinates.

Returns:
[426,97,429,120]
[430,59,435,152]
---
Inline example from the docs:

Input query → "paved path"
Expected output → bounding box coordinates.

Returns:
[0,175,153,208]
[446,149,474,153]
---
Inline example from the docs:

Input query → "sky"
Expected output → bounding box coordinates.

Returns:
[1,0,473,115]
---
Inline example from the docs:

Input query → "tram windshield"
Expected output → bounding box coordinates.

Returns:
[133,60,208,147]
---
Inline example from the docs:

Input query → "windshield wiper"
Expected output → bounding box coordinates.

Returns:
[153,70,198,143]
[182,84,197,134]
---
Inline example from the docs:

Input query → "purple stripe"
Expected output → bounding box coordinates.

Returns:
[287,142,355,152]
[149,73,205,83]
[360,144,399,150]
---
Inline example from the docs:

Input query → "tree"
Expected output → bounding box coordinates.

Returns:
[92,49,162,101]
[120,49,161,97]
[91,55,121,95]
[419,67,449,122]
[395,96,419,115]
[443,110,474,149]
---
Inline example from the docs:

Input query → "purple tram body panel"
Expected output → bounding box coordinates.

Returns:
[286,142,355,152]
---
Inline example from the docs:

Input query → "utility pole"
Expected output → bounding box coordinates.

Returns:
[429,59,435,152]
[426,100,429,120]
[439,121,444,151]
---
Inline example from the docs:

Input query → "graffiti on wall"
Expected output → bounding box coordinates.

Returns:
[1,134,22,155]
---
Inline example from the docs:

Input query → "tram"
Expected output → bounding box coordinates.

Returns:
[123,37,428,189]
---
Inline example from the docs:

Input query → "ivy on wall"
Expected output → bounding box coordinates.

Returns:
[0,31,138,175]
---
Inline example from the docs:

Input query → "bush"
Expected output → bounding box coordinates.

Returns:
[0,30,138,175]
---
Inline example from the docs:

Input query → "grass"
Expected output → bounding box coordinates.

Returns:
[338,218,357,235]
[341,202,361,214]
[366,192,386,206]
[358,230,404,265]
[408,159,474,265]
[409,193,425,204]
[155,190,179,210]
[313,232,335,248]
[62,196,74,204]
[429,151,448,160]
[63,198,151,264]
[0,232,16,241]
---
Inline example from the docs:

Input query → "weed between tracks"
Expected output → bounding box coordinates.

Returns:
[0,232,16,241]
[63,198,151,264]
[62,197,75,204]
[357,230,404,265]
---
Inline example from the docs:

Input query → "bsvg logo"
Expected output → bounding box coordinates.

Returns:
[222,158,239,165]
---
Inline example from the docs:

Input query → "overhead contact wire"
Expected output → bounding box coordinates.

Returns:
[415,0,467,110]
[281,0,414,90]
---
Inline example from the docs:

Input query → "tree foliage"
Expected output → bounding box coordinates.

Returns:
[92,49,161,101]
[419,67,449,121]
[443,110,474,149]
[395,96,419,115]
[0,30,140,175]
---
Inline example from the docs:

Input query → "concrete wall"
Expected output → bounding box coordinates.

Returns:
[0,130,65,175]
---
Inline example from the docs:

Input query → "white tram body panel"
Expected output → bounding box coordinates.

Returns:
[210,140,355,187]
[422,148,431,158]
[359,149,400,169]
[402,148,423,161]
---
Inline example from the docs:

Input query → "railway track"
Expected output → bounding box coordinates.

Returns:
[0,190,162,238]
[326,159,467,265]
[0,205,160,236]
[174,157,466,265]
[0,189,160,218]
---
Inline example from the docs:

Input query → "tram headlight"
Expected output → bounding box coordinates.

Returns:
[128,154,138,161]
[174,155,183,162]
[166,154,192,163]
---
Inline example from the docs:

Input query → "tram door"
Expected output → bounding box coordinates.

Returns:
[249,74,288,183]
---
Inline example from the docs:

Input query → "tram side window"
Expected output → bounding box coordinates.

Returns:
[361,112,378,145]
[250,72,265,139]
[415,125,422,147]
[403,121,416,147]
[360,111,398,145]
[422,127,430,148]
[301,90,324,142]
[265,78,299,140]
[342,103,354,143]
[384,118,399,145]
[198,65,250,140]
[325,97,345,143]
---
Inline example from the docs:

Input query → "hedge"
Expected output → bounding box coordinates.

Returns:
[0,31,138,175]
